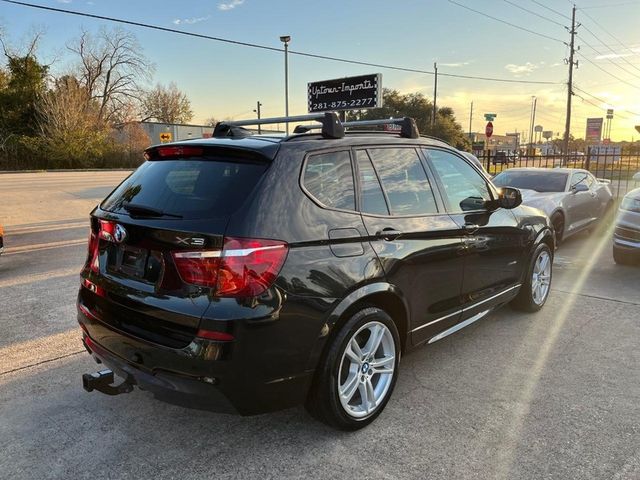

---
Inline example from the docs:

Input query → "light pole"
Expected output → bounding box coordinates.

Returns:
[279,35,291,134]
[253,101,262,134]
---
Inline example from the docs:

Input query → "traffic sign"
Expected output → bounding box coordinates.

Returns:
[159,132,172,143]
[485,122,493,138]
[635,125,640,134]
[484,113,497,121]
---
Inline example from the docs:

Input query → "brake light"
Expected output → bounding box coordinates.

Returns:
[172,237,288,297]
[156,146,204,158]
[87,229,100,272]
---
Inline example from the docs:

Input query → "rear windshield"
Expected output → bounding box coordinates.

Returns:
[493,171,568,193]
[101,158,268,219]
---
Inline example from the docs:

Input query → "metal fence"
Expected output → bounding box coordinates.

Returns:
[476,151,640,200]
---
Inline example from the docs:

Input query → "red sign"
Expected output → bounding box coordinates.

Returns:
[485,122,493,138]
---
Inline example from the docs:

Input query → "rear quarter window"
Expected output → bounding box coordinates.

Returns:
[302,151,356,211]
[101,158,268,219]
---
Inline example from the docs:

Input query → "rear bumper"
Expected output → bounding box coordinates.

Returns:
[78,301,317,415]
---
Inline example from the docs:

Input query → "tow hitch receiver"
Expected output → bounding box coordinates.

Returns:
[82,369,134,396]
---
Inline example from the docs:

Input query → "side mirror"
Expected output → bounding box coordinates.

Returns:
[633,171,640,181]
[495,187,522,210]
[571,183,589,193]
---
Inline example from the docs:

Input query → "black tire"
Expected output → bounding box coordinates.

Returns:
[613,245,637,265]
[305,307,401,430]
[511,242,553,312]
[550,212,564,246]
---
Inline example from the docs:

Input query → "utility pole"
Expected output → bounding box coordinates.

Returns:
[432,62,438,127]
[529,96,537,152]
[253,101,262,134]
[279,35,291,134]
[468,101,473,139]
[563,4,579,157]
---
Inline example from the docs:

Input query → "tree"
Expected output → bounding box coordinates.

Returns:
[68,27,152,123]
[353,89,470,150]
[37,75,110,168]
[141,82,193,124]
[0,32,48,137]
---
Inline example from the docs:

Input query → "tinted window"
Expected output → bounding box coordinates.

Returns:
[101,158,267,219]
[367,148,438,216]
[303,151,355,211]
[571,172,594,189]
[493,171,568,192]
[426,149,492,212]
[355,150,389,215]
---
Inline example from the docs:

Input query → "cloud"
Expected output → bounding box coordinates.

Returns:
[595,52,634,60]
[173,15,211,25]
[57,0,72,3]
[439,61,470,68]
[504,62,539,75]
[218,0,244,11]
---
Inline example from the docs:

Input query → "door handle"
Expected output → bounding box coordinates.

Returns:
[464,223,480,234]
[376,227,402,241]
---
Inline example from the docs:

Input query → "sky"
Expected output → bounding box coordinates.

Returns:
[1,0,639,141]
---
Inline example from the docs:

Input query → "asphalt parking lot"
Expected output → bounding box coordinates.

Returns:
[1,171,639,480]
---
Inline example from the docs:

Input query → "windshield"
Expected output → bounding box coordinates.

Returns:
[493,171,568,193]
[101,158,268,219]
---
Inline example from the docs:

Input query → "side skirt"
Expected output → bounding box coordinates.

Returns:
[427,309,491,344]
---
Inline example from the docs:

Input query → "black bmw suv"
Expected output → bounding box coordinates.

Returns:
[78,114,554,430]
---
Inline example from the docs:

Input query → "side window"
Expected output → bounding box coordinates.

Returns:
[426,149,492,212]
[303,151,355,211]
[571,172,588,188]
[355,150,389,215]
[367,148,438,216]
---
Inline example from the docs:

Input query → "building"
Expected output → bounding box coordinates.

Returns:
[469,132,519,153]
[140,122,215,144]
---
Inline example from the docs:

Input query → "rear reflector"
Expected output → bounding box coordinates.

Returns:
[196,329,234,342]
[172,237,288,297]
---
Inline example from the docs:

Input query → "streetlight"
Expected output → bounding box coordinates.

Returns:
[280,35,291,134]
[253,101,262,134]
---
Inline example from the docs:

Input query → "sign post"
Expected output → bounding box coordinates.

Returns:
[308,74,382,113]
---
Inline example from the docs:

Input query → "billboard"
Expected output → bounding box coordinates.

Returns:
[308,74,382,113]
[585,118,603,143]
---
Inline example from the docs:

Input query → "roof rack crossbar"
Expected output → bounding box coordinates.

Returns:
[214,112,344,139]
[342,117,419,139]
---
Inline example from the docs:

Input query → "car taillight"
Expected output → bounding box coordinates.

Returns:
[87,229,100,272]
[156,146,204,158]
[172,237,288,297]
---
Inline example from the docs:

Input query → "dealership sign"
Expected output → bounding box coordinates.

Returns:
[308,74,382,113]
[585,118,603,143]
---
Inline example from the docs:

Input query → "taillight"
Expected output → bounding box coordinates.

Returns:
[172,237,288,297]
[87,229,100,272]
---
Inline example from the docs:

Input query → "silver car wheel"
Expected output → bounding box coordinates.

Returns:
[531,250,551,305]
[337,321,396,419]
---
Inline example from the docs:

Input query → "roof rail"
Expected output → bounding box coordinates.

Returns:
[343,117,420,139]
[295,117,419,139]
[214,112,344,139]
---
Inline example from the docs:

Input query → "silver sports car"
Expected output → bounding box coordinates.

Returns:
[612,172,640,264]
[493,168,614,243]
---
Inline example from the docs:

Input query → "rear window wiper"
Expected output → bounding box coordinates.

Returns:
[122,203,183,219]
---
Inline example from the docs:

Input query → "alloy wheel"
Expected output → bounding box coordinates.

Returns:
[337,321,396,419]
[531,250,551,305]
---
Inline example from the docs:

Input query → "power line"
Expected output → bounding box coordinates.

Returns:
[502,0,566,27]
[573,85,640,116]
[578,38,640,80]
[0,0,563,86]
[576,51,640,89]
[529,0,572,21]
[579,1,640,9]
[446,0,566,44]
[578,8,640,74]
